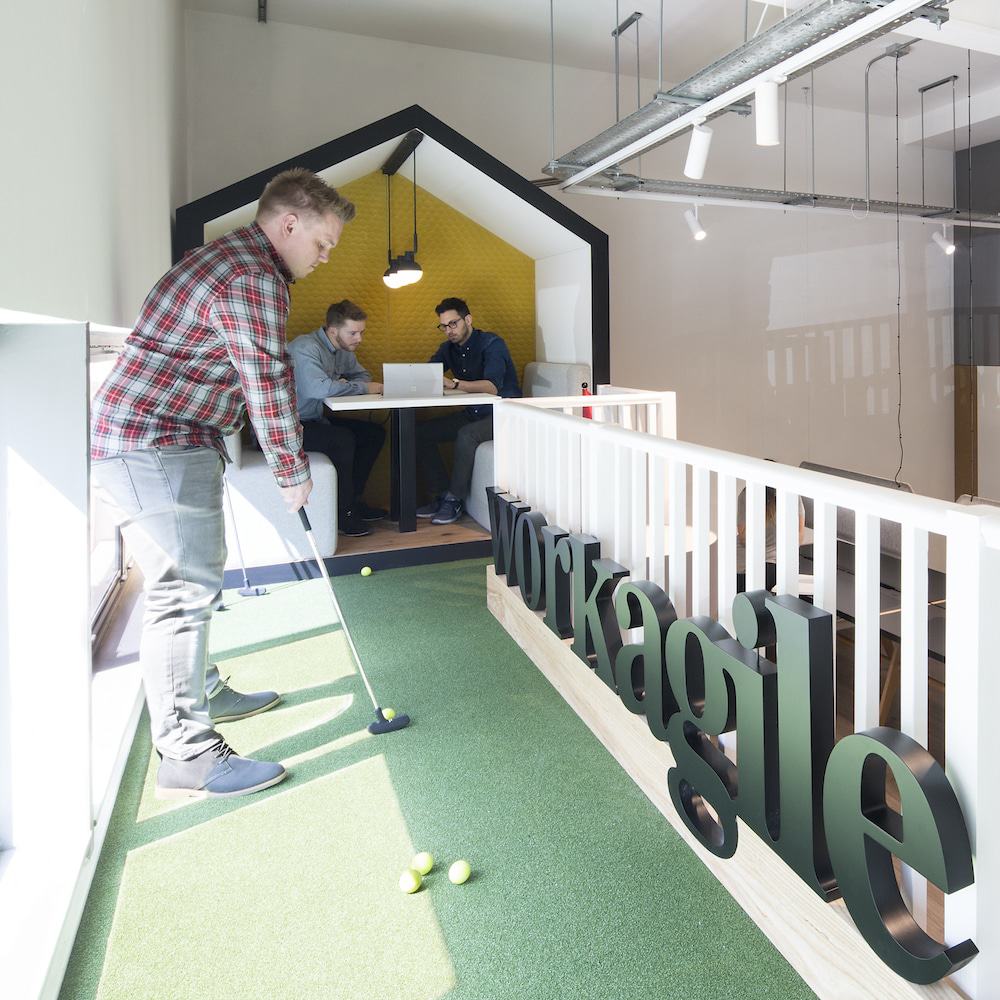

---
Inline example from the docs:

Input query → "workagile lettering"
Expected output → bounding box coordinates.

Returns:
[487,488,977,986]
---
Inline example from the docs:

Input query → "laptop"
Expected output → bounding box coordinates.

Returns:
[382,363,444,399]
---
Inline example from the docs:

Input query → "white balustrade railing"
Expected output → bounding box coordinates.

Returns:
[493,394,999,1000]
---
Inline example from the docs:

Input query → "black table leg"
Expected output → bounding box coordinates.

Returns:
[390,411,400,523]
[391,409,417,532]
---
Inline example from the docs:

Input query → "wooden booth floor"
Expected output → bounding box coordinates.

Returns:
[333,514,491,557]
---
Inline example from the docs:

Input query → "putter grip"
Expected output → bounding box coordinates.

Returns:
[298,508,312,532]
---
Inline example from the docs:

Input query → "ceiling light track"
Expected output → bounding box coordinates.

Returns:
[559,173,1000,229]
[546,0,950,188]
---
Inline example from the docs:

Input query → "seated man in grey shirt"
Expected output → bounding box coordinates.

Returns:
[287,300,386,537]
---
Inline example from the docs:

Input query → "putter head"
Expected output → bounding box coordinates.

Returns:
[368,708,411,735]
[238,585,268,597]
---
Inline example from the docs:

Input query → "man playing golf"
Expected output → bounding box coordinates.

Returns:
[91,168,355,799]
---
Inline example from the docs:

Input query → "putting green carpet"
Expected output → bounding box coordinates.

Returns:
[60,558,816,1000]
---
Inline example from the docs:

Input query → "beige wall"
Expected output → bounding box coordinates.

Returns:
[4,5,957,500]
[0,0,185,327]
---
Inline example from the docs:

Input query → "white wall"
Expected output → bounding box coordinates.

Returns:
[536,249,593,365]
[183,11,958,499]
[0,0,185,327]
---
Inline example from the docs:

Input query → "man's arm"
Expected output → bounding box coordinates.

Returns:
[211,273,310,487]
[476,338,511,395]
[294,341,367,398]
[452,378,498,395]
[337,353,381,395]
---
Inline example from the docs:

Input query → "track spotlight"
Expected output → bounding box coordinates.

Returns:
[932,225,956,256]
[755,80,781,147]
[684,124,714,180]
[684,206,707,241]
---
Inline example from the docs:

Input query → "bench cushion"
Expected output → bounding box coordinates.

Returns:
[223,450,338,569]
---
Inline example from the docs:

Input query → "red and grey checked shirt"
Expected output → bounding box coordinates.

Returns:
[91,222,309,486]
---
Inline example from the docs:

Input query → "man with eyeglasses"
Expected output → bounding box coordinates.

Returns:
[415,297,520,524]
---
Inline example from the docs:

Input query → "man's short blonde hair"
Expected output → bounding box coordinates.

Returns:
[256,168,356,225]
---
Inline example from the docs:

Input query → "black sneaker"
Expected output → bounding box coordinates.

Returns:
[356,502,388,522]
[431,497,464,525]
[339,511,371,537]
[416,497,442,518]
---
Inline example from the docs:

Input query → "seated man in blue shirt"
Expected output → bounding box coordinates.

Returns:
[287,299,386,537]
[416,297,521,525]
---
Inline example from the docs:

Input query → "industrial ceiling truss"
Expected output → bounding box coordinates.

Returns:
[545,0,952,186]
[548,169,1000,227]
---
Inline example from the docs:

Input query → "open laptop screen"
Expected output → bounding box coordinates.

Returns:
[382,363,444,399]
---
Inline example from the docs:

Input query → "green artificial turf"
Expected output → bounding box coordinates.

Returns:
[59,558,816,1000]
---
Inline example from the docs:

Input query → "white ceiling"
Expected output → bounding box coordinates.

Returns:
[187,2,1000,84]
[185,0,1000,138]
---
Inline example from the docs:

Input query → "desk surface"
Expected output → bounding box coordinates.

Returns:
[323,391,496,412]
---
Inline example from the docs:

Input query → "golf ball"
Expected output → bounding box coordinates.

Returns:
[412,851,434,875]
[448,860,472,885]
[399,868,422,894]
[361,566,372,577]
[382,708,396,721]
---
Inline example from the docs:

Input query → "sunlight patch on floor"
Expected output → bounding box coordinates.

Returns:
[97,756,456,1000]
[136,693,359,823]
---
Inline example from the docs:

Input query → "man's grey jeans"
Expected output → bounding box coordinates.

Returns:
[91,445,227,760]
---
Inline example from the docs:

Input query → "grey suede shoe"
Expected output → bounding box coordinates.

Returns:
[155,739,287,799]
[208,678,281,723]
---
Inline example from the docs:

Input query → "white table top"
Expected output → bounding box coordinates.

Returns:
[323,391,496,412]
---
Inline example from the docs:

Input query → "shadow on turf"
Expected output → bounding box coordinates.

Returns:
[211,621,345,665]
[129,677,409,843]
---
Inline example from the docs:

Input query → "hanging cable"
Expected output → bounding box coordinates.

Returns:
[636,16,642,177]
[411,145,418,254]
[968,49,975,492]
[550,0,556,164]
[810,69,816,204]
[782,82,788,193]
[385,174,393,266]
[894,53,904,486]
[615,0,620,122]
[657,0,663,93]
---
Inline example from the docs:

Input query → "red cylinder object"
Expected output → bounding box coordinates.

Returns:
[581,382,592,420]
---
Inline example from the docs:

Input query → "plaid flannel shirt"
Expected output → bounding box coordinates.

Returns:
[91,223,309,487]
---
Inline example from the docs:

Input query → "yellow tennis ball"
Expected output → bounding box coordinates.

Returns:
[361,566,373,577]
[382,708,396,721]
[399,868,422,894]
[412,851,434,875]
[448,860,471,885]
